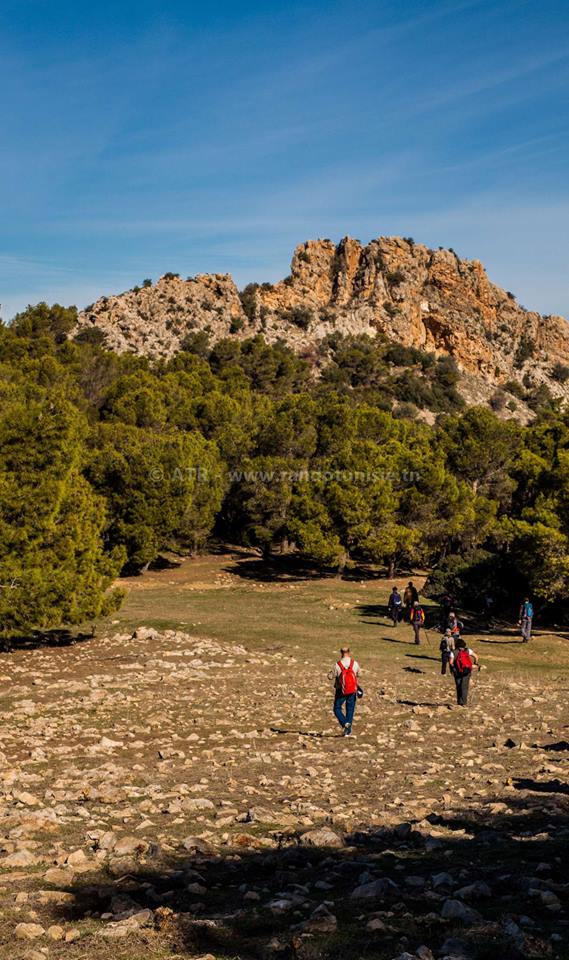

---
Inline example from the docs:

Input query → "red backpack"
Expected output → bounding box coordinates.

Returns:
[454,649,473,675]
[337,658,358,695]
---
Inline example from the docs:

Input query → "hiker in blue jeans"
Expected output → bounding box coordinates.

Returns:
[331,646,360,737]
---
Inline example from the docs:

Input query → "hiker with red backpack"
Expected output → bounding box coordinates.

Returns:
[332,646,361,737]
[410,601,425,644]
[449,637,479,706]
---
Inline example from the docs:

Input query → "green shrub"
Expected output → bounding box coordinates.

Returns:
[514,334,535,367]
[75,327,106,346]
[281,306,313,330]
[230,316,245,334]
[552,362,569,383]
[393,401,418,420]
[239,284,258,323]
[503,379,525,399]
[181,331,211,357]
[385,342,432,369]
[383,301,399,319]
[490,390,507,412]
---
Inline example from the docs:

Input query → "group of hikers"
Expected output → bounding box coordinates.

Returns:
[331,585,535,736]
[387,582,534,646]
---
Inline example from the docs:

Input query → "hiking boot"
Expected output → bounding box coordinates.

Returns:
[343,724,352,737]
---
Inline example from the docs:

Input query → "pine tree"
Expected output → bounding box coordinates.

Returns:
[0,381,123,635]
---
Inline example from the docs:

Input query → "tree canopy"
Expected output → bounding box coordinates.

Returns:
[1,309,568,633]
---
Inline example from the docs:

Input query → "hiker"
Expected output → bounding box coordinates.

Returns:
[410,600,425,645]
[447,610,463,638]
[439,628,455,675]
[387,586,403,625]
[449,637,479,706]
[439,592,454,630]
[518,597,533,643]
[483,592,494,622]
[332,646,360,737]
[403,581,419,621]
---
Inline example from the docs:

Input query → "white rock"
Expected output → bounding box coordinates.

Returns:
[15,923,45,940]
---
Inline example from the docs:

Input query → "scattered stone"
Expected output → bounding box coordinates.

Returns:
[3,849,43,867]
[112,835,149,858]
[299,826,343,848]
[100,909,154,938]
[15,923,45,940]
[441,899,483,924]
[133,626,158,640]
[351,878,400,900]
[455,881,492,900]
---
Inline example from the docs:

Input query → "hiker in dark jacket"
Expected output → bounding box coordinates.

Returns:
[518,597,533,643]
[387,586,403,625]
[449,638,479,706]
[410,600,425,645]
[439,628,454,675]
[403,581,419,621]
[439,592,454,630]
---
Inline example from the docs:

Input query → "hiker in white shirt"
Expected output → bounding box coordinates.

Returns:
[330,646,360,736]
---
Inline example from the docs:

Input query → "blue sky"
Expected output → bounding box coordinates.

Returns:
[1,0,568,320]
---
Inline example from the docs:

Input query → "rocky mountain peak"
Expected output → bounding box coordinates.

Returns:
[75,235,569,406]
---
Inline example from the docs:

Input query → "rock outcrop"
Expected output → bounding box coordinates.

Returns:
[75,236,569,400]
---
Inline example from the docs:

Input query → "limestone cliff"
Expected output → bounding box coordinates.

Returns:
[75,236,569,401]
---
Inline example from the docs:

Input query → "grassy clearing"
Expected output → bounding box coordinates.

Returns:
[102,552,567,678]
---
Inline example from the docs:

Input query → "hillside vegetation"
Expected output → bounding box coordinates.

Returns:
[1,303,569,635]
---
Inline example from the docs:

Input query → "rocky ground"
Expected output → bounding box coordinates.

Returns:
[0,557,568,960]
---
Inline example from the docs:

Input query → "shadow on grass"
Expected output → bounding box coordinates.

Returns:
[53,796,569,960]
[147,554,184,572]
[405,653,439,663]
[0,627,96,653]
[223,556,387,585]
[369,633,416,645]
[223,556,336,583]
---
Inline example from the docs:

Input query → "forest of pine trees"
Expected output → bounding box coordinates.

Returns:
[1,303,568,634]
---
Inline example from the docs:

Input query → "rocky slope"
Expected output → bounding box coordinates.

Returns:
[76,236,569,401]
[1,615,568,959]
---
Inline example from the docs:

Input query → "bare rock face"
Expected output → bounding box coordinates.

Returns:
[77,273,244,358]
[75,236,569,401]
